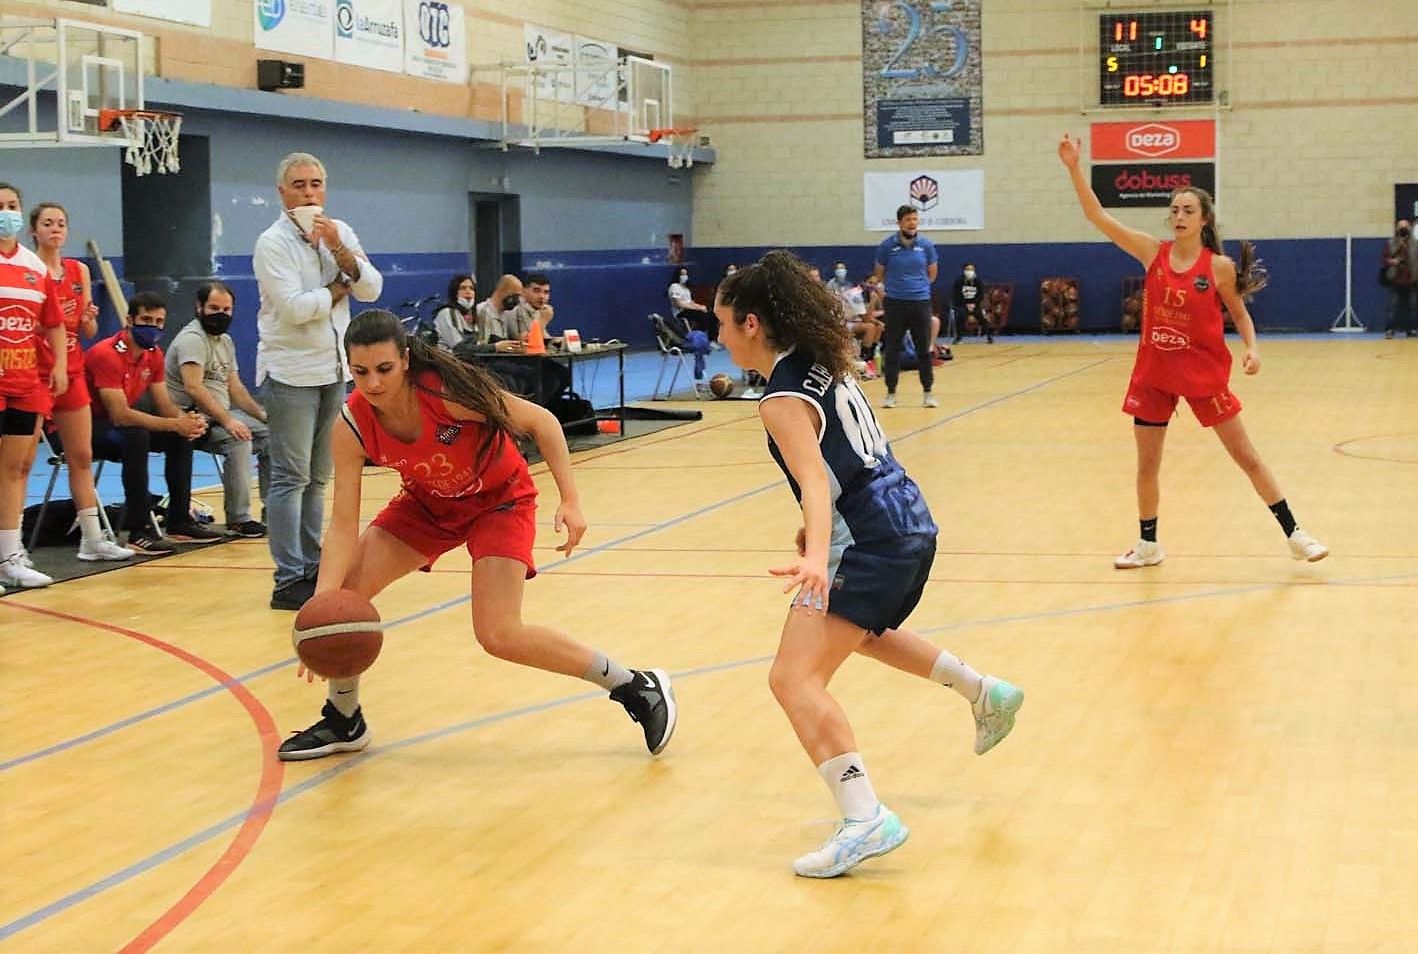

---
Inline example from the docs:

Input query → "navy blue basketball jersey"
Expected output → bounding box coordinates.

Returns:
[761,349,937,555]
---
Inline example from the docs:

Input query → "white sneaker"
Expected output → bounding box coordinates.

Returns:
[882,393,897,408]
[1288,528,1329,562]
[973,676,1025,755]
[792,804,910,878]
[923,393,939,408]
[0,549,54,588]
[78,532,136,562]
[1114,539,1164,569]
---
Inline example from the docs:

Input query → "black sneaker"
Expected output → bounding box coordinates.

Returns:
[127,532,177,556]
[227,520,267,538]
[609,668,677,756]
[277,701,371,761]
[270,577,316,611]
[166,521,224,543]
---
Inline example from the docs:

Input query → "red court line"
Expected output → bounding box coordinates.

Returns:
[1,601,284,953]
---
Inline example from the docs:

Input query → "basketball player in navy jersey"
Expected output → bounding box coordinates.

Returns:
[713,250,1024,878]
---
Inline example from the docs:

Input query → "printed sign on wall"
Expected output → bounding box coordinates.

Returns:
[335,0,403,73]
[114,0,212,27]
[864,169,984,231]
[862,0,983,158]
[255,0,334,60]
[1090,120,1216,161]
[404,0,466,84]
[525,24,577,104]
[1091,162,1216,208]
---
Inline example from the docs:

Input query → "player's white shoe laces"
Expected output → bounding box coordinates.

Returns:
[792,804,909,878]
[0,548,53,588]
[78,531,135,562]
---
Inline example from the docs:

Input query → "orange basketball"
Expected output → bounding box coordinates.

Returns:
[292,589,384,680]
[709,372,735,399]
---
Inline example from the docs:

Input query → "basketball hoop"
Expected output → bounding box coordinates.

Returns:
[648,127,698,169]
[99,108,182,176]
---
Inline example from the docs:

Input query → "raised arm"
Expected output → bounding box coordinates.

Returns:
[1057,134,1160,268]
[335,223,383,303]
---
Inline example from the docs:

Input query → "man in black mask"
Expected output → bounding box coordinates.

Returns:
[165,281,270,537]
[1382,219,1418,339]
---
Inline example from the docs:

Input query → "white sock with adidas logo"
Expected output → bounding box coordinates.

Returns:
[818,751,879,821]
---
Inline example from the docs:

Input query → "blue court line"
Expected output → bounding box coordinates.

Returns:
[2,359,1109,776]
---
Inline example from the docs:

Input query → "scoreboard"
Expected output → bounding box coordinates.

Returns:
[1099,10,1214,106]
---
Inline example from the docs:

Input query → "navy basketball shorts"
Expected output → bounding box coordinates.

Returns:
[827,539,936,636]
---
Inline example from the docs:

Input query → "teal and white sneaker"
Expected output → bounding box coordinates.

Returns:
[792,804,909,878]
[973,676,1024,755]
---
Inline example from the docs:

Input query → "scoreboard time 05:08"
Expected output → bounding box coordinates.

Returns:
[1100,10,1213,106]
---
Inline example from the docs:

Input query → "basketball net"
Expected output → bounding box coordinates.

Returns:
[107,110,182,176]
[648,127,698,169]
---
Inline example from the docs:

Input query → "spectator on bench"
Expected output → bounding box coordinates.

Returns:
[433,273,477,351]
[165,280,270,539]
[87,291,222,554]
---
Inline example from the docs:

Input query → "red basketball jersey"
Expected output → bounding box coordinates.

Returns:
[36,258,87,377]
[0,243,63,399]
[344,369,533,507]
[1131,242,1232,397]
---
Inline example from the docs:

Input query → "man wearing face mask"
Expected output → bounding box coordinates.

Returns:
[165,281,270,538]
[475,274,528,346]
[86,292,221,553]
[1382,220,1417,339]
[951,262,992,344]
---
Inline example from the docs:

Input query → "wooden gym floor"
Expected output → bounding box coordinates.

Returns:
[3,336,1415,954]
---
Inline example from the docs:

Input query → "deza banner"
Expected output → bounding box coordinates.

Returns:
[255,0,334,60]
[335,0,404,73]
[404,0,467,84]
[864,169,984,231]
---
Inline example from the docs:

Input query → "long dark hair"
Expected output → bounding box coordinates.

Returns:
[1172,186,1268,299]
[716,249,855,381]
[445,273,474,310]
[345,309,512,466]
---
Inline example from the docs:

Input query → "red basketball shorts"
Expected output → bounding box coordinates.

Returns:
[48,374,90,415]
[1123,379,1242,428]
[371,486,540,578]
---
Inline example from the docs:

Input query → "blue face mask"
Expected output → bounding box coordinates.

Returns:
[0,210,22,240]
[129,324,162,350]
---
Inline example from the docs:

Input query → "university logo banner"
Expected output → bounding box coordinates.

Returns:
[864,170,984,231]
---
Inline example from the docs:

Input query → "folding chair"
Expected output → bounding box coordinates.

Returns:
[649,313,703,401]
[26,430,115,551]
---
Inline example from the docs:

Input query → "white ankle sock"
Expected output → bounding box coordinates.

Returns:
[929,649,983,703]
[77,507,103,543]
[584,651,634,690]
[0,528,19,560]
[817,752,879,821]
[328,679,361,718]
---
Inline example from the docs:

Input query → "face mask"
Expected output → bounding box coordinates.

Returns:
[198,312,232,336]
[964,269,976,280]
[501,295,520,311]
[1399,228,1412,239]
[678,273,689,284]
[834,268,847,280]
[457,296,475,309]
[725,268,736,277]
[129,324,162,350]
[0,210,22,240]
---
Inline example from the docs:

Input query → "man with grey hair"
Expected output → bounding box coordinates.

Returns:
[254,152,383,610]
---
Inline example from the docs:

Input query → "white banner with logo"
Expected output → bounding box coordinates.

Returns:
[524,24,576,104]
[335,0,403,72]
[404,0,467,84]
[113,0,212,27]
[255,0,334,60]
[863,170,984,231]
[574,37,618,108]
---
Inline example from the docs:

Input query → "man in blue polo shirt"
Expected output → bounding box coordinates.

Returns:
[871,205,939,408]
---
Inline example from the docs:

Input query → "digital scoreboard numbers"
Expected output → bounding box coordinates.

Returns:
[1100,11,1213,106]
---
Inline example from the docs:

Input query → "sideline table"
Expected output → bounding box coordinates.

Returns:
[476,342,627,437]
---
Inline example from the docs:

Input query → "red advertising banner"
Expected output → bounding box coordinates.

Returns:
[1090,120,1216,161]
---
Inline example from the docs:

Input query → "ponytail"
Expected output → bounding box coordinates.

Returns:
[717,249,856,381]
[1182,188,1269,300]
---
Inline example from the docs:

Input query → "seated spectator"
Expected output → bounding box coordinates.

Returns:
[668,266,718,343]
[86,291,222,553]
[165,281,270,538]
[432,274,478,350]
[511,273,570,397]
[951,262,992,343]
[660,308,713,396]
[476,274,525,341]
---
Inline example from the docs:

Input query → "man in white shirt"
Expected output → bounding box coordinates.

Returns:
[254,152,383,610]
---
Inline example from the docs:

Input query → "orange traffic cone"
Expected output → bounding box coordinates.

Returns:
[525,318,547,354]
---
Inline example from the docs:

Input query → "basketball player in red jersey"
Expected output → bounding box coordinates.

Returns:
[277,308,676,761]
[1058,136,1328,567]
[26,202,133,562]
[0,182,68,593]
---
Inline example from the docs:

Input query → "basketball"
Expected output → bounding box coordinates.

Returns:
[292,589,384,680]
[709,372,735,398]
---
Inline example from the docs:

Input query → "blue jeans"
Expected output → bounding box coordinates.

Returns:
[261,378,343,587]
[685,329,710,378]
[200,408,270,525]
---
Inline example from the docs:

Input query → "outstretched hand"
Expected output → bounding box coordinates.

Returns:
[769,557,829,616]
[1057,134,1081,170]
[555,501,586,556]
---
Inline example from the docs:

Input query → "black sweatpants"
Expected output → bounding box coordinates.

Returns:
[882,297,935,393]
[92,424,194,533]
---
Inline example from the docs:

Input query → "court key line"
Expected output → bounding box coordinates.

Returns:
[0,359,1106,945]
